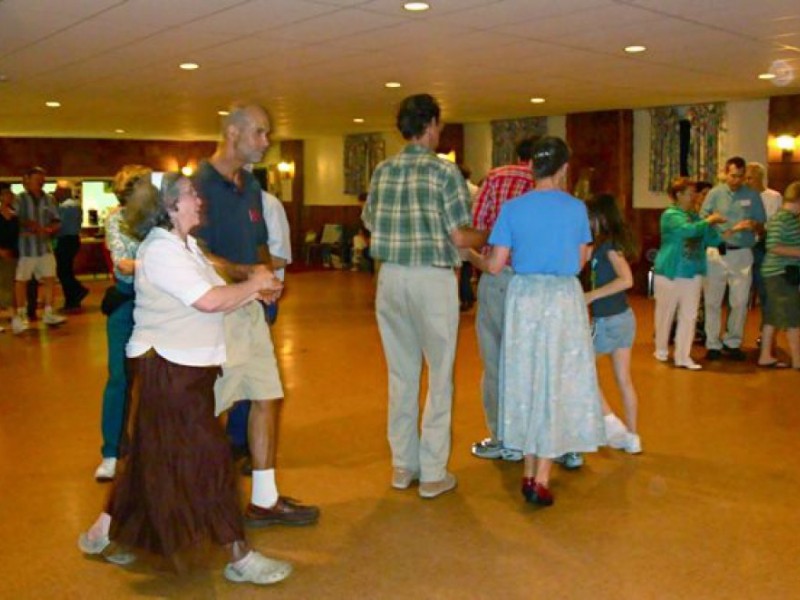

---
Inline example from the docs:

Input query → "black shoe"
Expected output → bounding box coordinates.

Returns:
[706,349,722,360]
[722,345,746,361]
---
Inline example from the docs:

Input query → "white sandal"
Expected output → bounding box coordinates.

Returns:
[224,551,292,585]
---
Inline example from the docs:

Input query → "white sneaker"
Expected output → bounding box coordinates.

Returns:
[224,551,292,585]
[604,414,629,448]
[11,315,29,334]
[675,360,702,371]
[43,312,66,326]
[418,472,458,499]
[623,433,642,454]
[94,457,117,481]
[653,351,669,362]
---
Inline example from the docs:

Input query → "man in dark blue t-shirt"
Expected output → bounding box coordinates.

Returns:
[194,104,319,534]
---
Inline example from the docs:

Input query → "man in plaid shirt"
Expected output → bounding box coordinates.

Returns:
[470,138,535,462]
[362,93,486,500]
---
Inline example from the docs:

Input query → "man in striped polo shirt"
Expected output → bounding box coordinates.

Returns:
[12,167,66,333]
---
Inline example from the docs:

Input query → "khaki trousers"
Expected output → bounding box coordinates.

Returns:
[654,274,702,364]
[703,247,753,350]
[376,263,459,483]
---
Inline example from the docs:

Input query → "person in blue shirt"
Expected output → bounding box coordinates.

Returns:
[700,156,766,361]
[467,136,604,508]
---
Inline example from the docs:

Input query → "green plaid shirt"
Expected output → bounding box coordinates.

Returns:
[361,144,471,267]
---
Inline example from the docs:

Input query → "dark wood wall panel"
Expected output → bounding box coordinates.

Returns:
[767,94,800,194]
[0,137,217,178]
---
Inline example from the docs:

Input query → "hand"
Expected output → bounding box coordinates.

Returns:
[259,288,283,304]
[584,291,595,305]
[457,247,472,262]
[731,219,754,232]
[706,212,727,225]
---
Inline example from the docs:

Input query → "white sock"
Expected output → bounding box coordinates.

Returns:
[16,307,25,318]
[251,468,279,508]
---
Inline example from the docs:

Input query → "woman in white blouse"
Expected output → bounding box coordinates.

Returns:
[79,173,291,586]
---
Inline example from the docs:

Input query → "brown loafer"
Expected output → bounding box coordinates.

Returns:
[244,497,320,527]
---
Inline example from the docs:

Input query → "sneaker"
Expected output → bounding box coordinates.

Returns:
[77,532,136,565]
[43,311,66,326]
[705,349,722,361]
[623,433,642,454]
[555,452,584,470]
[499,447,524,462]
[224,551,292,585]
[11,315,29,334]
[418,472,457,499]
[471,438,503,459]
[675,360,703,371]
[604,414,629,448]
[94,458,117,482]
[391,467,419,490]
[653,351,669,362]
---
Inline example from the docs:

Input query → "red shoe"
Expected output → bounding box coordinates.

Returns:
[526,482,554,507]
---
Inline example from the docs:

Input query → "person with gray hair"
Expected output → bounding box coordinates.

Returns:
[79,172,291,585]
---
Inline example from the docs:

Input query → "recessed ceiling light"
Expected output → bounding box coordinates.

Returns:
[218,110,230,116]
[353,118,365,123]
[403,2,430,11]
[624,45,647,53]
[179,62,199,70]
[530,97,546,104]
[45,101,61,108]
[385,81,402,88]
[758,72,776,80]
[0,74,8,83]
[115,129,125,134]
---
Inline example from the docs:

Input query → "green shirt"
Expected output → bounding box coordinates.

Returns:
[361,144,471,267]
[762,209,800,278]
[654,205,712,279]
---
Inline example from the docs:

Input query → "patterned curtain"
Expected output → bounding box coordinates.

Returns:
[491,117,547,167]
[344,133,385,195]
[685,103,725,183]
[648,106,681,192]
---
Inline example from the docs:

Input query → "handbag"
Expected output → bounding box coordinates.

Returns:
[100,285,134,316]
[783,265,800,286]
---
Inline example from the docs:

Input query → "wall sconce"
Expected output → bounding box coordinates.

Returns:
[277,161,295,179]
[436,150,456,163]
[180,164,194,177]
[776,134,796,154]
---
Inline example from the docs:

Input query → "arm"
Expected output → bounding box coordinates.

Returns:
[585,248,633,305]
[192,269,282,313]
[579,243,592,271]
[770,245,800,258]
[450,226,488,249]
[105,210,137,275]
[467,245,510,275]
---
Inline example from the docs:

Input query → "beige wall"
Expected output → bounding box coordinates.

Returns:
[633,98,770,209]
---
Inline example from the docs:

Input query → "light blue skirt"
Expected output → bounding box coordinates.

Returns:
[499,274,605,458]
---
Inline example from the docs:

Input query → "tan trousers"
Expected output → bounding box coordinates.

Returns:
[703,248,753,350]
[654,274,702,364]
[375,263,459,483]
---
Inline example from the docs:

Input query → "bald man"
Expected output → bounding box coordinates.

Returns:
[194,104,319,528]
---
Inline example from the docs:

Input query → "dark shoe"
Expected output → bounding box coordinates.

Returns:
[706,349,722,361]
[757,360,789,369]
[722,345,746,361]
[524,482,554,507]
[76,287,90,305]
[521,477,536,501]
[244,497,320,527]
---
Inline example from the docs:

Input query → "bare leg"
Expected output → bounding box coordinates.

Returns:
[41,276,56,308]
[758,324,777,364]
[787,327,800,368]
[523,454,536,479]
[611,347,638,433]
[535,457,553,487]
[248,399,281,470]
[14,280,26,313]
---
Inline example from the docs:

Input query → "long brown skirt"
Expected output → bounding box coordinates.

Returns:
[107,350,244,557]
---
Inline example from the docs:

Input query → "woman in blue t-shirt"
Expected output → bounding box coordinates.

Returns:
[468,137,604,507]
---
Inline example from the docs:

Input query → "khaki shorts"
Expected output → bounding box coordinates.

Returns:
[16,254,56,281]
[214,301,284,416]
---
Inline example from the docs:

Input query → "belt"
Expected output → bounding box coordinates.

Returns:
[725,245,746,250]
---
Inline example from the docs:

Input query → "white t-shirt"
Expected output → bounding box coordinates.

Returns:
[761,188,783,221]
[127,228,227,366]
[262,191,292,281]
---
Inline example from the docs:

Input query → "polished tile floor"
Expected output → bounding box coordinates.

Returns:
[0,272,797,599]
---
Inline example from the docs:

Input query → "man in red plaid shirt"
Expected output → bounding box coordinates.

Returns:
[471,138,535,461]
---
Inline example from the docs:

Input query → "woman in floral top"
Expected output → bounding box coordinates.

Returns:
[94,165,155,482]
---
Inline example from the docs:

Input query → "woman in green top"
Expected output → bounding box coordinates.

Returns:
[757,181,800,369]
[653,178,725,369]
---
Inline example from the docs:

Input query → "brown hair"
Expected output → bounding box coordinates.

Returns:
[112,165,152,206]
[667,176,692,201]
[784,181,800,204]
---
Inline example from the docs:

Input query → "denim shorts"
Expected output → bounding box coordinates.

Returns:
[592,308,635,355]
